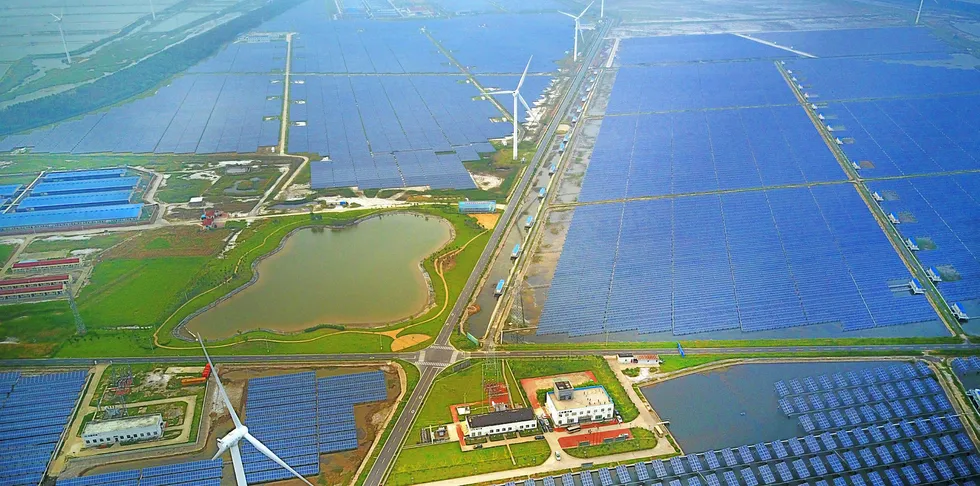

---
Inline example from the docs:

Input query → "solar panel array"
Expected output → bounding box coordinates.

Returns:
[422,14,569,74]
[499,362,980,486]
[0,74,282,154]
[538,185,935,337]
[188,41,287,74]
[577,107,845,202]
[872,174,980,304]
[750,27,950,58]
[295,75,504,189]
[57,459,222,486]
[1,370,88,486]
[605,62,797,115]
[243,370,388,483]
[831,95,980,177]
[952,356,980,375]
[781,54,980,101]
[0,169,141,232]
[615,34,792,65]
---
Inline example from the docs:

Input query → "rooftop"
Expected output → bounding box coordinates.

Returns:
[82,414,163,436]
[13,258,80,268]
[0,274,70,286]
[548,385,612,411]
[467,408,534,429]
[0,284,63,296]
[554,379,573,391]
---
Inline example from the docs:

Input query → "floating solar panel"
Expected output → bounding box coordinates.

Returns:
[651,459,668,478]
[832,373,848,388]
[804,377,819,393]
[703,451,720,470]
[925,379,942,393]
[615,465,630,483]
[721,448,738,467]
[859,406,877,424]
[867,471,886,486]
[804,435,821,453]
[910,379,927,395]
[820,432,838,450]
[563,473,576,485]
[788,437,805,456]
[868,426,886,443]
[910,440,928,459]
[687,478,702,486]
[824,393,840,409]
[723,471,738,486]
[775,462,792,482]
[843,451,861,470]
[853,388,870,404]
[755,442,772,461]
[957,433,973,452]
[688,454,703,472]
[915,361,931,377]
[926,437,944,456]
[772,440,789,459]
[916,417,933,435]
[940,434,959,454]
[919,462,939,483]
[936,395,953,411]
[792,458,810,479]
[936,459,954,480]
[920,395,937,413]
[774,381,790,397]
[580,471,595,486]
[905,398,922,416]
[808,394,825,411]
[704,473,720,486]
[670,456,686,474]
[826,453,845,473]
[854,428,871,446]
[859,448,879,467]
[947,414,964,430]
[806,457,827,477]
[636,463,650,481]
[892,442,911,462]
[884,469,903,486]
[778,398,794,416]
[818,375,833,390]
[543,477,556,486]
[838,388,855,406]
[868,385,884,402]
[740,468,758,486]
[799,414,815,433]
[883,423,901,441]
[597,467,613,486]
[847,371,862,386]
[881,383,898,400]
[737,445,753,463]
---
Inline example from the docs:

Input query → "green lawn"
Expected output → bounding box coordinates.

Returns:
[78,257,209,328]
[508,357,639,422]
[388,440,550,486]
[0,244,16,267]
[0,300,75,358]
[563,428,658,459]
[157,176,213,203]
[407,364,486,445]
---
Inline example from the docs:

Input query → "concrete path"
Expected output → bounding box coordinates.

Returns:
[733,33,818,58]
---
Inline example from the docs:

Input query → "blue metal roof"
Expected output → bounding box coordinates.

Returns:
[0,204,142,230]
[17,191,132,211]
[42,168,127,181]
[0,184,21,197]
[31,177,139,195]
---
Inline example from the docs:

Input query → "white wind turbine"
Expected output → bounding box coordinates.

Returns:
[559,1,593,62]
[50,11,71,65]
[149,0,156,21]
[491,57,533,160]
[197,335,314,486]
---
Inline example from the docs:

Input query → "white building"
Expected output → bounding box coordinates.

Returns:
[546,385,615,426]
[465,408,537,437]
[82,415,164,447]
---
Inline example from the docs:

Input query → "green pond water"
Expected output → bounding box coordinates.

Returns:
[186,213,451,339]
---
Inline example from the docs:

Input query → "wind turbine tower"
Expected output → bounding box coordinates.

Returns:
[150,0,156,20]
[50,12,71,65]
[601,0,605,18]
[491,57,533,160]
[197,335,314,486]
[559,1,593,62]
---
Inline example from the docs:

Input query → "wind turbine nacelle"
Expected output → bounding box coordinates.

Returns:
[217,425,249,453]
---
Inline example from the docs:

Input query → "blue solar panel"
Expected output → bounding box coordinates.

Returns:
[775,462,792,482]
[809,456,828,476]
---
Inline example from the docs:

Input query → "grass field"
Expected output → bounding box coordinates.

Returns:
[0,301,75,358]
[388,440,550,486]
[157,176,213,203]
[0,243,17,267]
[78,257,210,328]
[563,427,658,459]
[508,357,639,422]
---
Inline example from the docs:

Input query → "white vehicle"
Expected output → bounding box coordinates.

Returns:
[555,451,562,461]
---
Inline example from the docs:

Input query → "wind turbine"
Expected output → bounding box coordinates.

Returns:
[149,0,156,21]
[915,0,938,25]
[197,335,314,486]
[50,11,71,65]
[559,1,593,62]
[491,57,533,160]
[600,0,605,18]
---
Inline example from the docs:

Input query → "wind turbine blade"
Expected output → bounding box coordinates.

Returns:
[230,442,248,486]
[516,56,532,92]
[196,334,242,428]
[578,26,586,44]
[244,433,314,486]
[50,13,61,21]
[518,93,532,114]
[579,1,594,17]
[492,90,515,95]
[558,10,577,19]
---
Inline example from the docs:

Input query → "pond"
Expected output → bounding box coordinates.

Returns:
[185,213,451,339]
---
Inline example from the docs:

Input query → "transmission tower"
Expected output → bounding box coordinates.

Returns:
[97,365,133,420]
[482,344,508,411]
[67,283,86,335]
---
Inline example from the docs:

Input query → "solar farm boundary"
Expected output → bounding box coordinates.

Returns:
[774,60,963,337]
